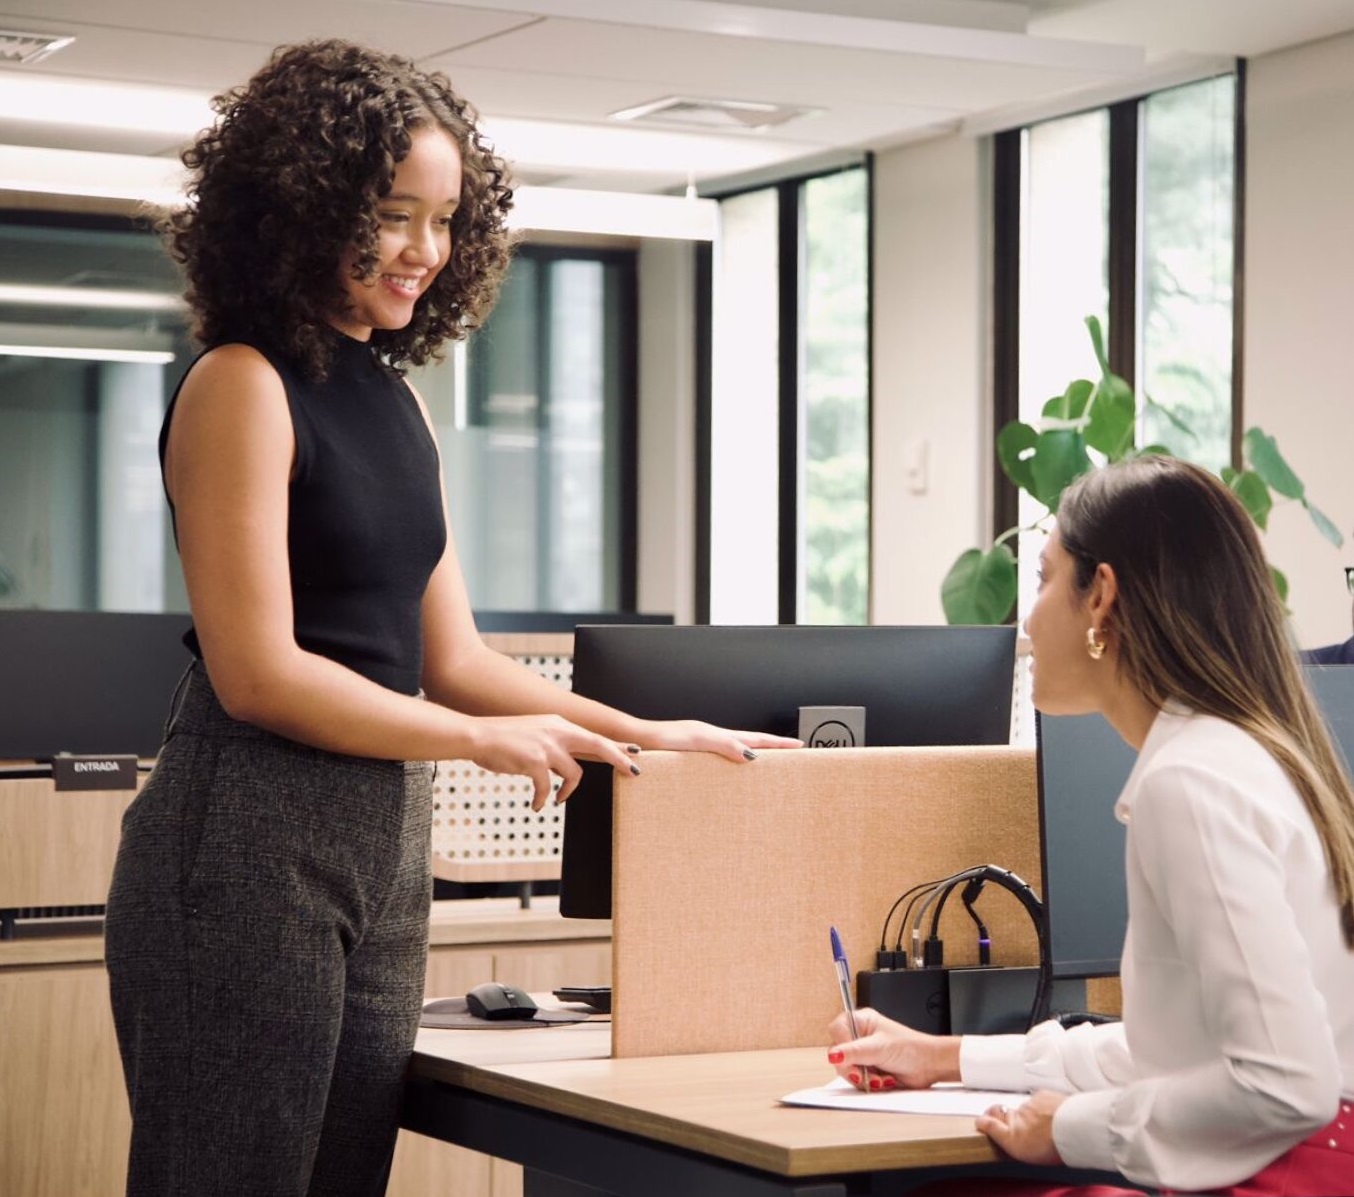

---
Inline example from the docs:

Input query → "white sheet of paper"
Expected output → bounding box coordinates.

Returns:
[780,1078,1031,1116]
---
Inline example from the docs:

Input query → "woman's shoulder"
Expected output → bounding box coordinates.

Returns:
[177,342,288,401]
[191,340,283,378]
[1133,710,1300,822]
[169,342,292,438]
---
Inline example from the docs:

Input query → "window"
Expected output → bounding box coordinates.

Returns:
[1139,78,1236,472]
[801,169,870,625]
[417,244,638,612]
[995,72,1240,741]
[703,162,871,625]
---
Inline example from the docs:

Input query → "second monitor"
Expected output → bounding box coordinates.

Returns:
[559,623,1017,919]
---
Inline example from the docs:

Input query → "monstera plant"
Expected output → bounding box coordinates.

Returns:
[941,316,1342,625]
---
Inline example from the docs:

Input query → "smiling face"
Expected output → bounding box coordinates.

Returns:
[331,125,463,341]
[1025,527,1104,717]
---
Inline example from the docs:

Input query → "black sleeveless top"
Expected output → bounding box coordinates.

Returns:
[160,335,447,695]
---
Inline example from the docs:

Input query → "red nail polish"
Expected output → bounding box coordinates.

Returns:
[883,1077,897,1090]
[827,1049,844,1064]
[848,1072,861,1087]
[869,1077,883,1091]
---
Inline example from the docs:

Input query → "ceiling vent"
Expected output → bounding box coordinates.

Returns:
[609,96,816,132]
[0,30,76,66]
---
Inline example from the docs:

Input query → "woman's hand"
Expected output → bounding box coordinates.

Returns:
[826,1007,962,1090]
[467,715,641,811]
[628,718,802,762]
[975,1090,1066,1165]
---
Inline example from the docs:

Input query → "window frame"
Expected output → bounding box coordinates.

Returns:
[990,65,1246,553]
[695,156,875,625]
[460,240,641,614]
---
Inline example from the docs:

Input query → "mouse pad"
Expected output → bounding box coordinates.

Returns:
[419,997,589,1030]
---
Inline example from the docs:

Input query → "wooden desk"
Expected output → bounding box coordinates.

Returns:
[406,1025,1139,1196]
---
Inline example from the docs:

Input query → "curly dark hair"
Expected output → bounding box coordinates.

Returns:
[159,39,515,377]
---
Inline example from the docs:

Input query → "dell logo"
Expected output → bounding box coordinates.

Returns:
[798,705,866,748]
[807,719,856,748]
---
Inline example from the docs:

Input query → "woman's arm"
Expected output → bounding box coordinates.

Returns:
[408,384,801,768]
[166,347,638,802]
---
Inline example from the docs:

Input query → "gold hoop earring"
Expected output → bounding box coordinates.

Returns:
[1086,627,1106,661]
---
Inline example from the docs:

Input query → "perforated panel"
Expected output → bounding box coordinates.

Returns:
[430,654,573,879]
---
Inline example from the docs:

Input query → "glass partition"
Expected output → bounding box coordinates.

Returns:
[0,213,191,613]
[0,217,637,616]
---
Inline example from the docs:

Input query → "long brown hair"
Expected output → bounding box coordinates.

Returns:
[1058,455,1354,946]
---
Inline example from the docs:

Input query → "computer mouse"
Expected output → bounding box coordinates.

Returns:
[465,981,539,1021]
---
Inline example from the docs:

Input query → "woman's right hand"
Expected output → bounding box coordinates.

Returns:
[466,714,641,811]
[826,1007,963,1090]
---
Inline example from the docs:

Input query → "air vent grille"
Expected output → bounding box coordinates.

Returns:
[610,95,815,132]
[0,30,76,66]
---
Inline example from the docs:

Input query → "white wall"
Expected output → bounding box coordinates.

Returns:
[636,239,697,623]
[869,133,991,624]
[1245,31,1354,648]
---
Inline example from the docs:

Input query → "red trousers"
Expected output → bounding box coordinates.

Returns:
[913,1102,1354,1196]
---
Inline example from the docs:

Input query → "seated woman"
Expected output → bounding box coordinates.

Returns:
[828,457,1354,1196]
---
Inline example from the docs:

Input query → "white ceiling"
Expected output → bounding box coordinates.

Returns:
[0,0,1352,193]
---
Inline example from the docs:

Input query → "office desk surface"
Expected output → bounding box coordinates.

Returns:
[410,1024,1002,1179]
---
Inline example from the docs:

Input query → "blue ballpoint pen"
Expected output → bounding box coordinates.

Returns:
[829,926,871,1087]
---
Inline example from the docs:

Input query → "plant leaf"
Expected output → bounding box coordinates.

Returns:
[941,544,1017,625]
[1244,428,1305,500]
[1041,378,1094,423]
[1030,429,1093,512]
[1131,443,1173,459]
[996,420,1039,495]
[1228,469,1273,530]
[1270,565,1289,607]
[1084,375,1136,460]
[1303,498,1345,548]
[1085,314,1110,378]
[1220,466,1238,486]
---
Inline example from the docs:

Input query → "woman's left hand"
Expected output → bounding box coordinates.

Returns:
[630,719,802,762]
[975,1090,1066,1166]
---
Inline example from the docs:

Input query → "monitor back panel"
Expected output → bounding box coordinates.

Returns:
[1035,663,1354,981]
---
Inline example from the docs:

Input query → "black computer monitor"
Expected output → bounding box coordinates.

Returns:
[0,609,194,760]
[1034,711,1136,979]
[1035,663,1354,981]
[559,624,1018,919]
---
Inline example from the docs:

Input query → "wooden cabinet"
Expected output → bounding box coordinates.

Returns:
[0,901,609,1197]
[0,947,131,1197]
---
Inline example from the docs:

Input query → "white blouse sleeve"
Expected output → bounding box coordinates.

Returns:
[1051,760,1341,1189]
[960,1019,1133,1094]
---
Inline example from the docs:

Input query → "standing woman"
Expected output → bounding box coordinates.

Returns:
[828,456,1354,1195]
[105,39,794,1197]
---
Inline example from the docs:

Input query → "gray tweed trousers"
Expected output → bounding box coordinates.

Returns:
[105,663,433,1197]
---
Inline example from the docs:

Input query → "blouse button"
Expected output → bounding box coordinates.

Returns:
[1330,1139,1339,1149]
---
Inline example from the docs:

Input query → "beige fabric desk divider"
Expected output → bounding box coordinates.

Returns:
[610,745,1039,1059]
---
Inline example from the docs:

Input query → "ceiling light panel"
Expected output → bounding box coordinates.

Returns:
[0,70,213,136]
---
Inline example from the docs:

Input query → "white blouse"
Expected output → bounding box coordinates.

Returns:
[960,707,1354,1191]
